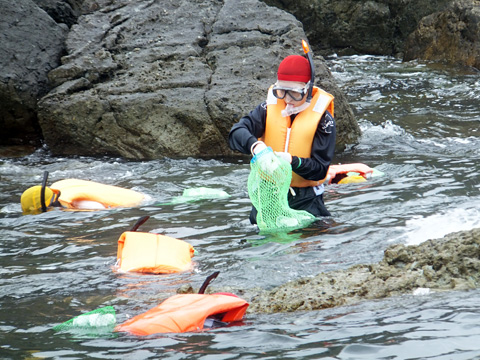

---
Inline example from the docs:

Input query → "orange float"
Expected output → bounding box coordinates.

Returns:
[326,163,374,184]
[115,293,249,335]
[116,231,194,274]
[51,179,145,209]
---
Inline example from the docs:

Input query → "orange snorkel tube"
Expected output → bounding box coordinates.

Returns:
[302,39,315,103]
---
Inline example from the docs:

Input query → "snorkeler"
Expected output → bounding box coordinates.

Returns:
[20,171,145,214]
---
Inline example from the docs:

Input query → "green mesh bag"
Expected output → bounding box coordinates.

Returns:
[248,147,316,231]
[53,306,116,333]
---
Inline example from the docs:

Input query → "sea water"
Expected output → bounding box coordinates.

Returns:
[0,56,479,359]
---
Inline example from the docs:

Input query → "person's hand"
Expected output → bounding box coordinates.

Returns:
[251,141,267,155]
[256,147,280,175]
[274,151,292,164]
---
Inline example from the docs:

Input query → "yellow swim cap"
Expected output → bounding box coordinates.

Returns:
[20,185,55,214]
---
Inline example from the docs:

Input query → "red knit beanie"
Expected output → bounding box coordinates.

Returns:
[277,55,311,83]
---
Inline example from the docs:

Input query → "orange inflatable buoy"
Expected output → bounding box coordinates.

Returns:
[116,231,194,274]
[51,179,145,209]
[326,163,374,184]
[114,293,249,335]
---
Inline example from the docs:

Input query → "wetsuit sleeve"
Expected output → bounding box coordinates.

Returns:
[228,102,267,155]
[290,111,336,181]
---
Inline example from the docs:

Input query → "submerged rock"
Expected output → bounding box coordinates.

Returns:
[247,227,480,313]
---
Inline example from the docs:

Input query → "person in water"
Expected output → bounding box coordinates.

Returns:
[20,184,62,214]
[228,41,336,224]
[20,171,145,214]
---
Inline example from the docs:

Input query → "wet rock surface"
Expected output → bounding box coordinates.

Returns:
[0,0,67,146]
[36,0,358,158]
[243,227,480,313]
[261,0,453,57]
[2,0,478,154]
[404,0,480,69]
[262,0,480,68]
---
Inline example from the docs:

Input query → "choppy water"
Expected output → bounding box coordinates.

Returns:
[1,56,479,359]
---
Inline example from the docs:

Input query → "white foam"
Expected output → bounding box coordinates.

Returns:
[403,205,480,246]
[413,288,430,296]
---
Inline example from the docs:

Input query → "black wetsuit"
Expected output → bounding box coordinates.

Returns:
[228,101,336,224]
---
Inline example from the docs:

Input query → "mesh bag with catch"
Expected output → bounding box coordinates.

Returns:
[247,147,316,231]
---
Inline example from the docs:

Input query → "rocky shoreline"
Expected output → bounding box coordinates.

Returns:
[2,0,479,155]
[241,227,480,313]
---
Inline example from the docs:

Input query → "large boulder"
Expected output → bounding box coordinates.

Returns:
[0,0,67,146]
[260,0,452,57]
[37,0,359,159]
[404,0,480,69]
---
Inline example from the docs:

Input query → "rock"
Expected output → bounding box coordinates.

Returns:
[261,0,452,57]
[37,0,359,159]
[246,227,480,313]
[0,0,67,146]
[404,0,480,69]
[262,0,480,70]
[3,0,479,150]
[33,0,87,28]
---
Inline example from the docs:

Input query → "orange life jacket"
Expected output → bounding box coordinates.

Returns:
[51,179,145,209]
[263,86,334,187]
[114,293,249,335]
[116,231,194,274]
